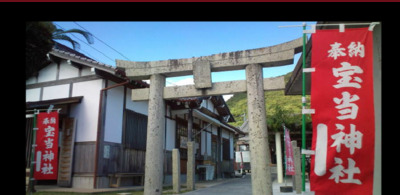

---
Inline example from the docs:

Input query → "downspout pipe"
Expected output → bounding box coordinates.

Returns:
[93,78,130,188]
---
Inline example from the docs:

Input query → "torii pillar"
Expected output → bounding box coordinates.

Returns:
[246,64,272,195]
[143,74,166,195]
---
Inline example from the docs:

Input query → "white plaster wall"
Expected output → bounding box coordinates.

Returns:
[81,66,94,76]
[26,88,41,102]
[59,60,79,79]
[70,79,103,142]
[42,84,70,100]
[38,63,57,82]
[201,126,212,157]
[125,89,148,115]
[103,81,124,143]
[165,118,176,150]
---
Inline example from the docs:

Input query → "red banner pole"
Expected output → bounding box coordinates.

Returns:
[28,110,38,195]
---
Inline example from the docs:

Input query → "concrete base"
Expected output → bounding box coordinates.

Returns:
[72,175,94,189]
[280,186,293,192]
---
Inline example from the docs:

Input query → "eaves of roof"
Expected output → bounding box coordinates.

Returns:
[49,43,149,88]
[193,109,244,136]
[26,96,83,109]
[167,95,235,123]
[49,48,117,75]
[210,96,235,123]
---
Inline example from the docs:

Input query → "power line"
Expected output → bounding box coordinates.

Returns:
[54,23,115,64]
[73,22,131,61]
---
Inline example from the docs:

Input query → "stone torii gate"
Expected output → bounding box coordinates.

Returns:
[117,37,302,195]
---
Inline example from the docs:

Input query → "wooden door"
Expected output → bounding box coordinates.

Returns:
[57,118,77,187]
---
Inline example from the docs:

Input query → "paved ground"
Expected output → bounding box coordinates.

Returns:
[181,174,251,195]
[182,173,313,195]
[34,173,313,194]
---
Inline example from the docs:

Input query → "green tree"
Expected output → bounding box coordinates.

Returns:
[26,22,55,80]
[226,72,312,131]
[26,21,93,79]
[267,104,298,132]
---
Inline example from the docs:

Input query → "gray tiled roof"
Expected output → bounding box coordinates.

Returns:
[50,42,148,88]
[50,43,117,74]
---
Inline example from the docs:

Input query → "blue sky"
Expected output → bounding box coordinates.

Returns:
[53,21,315,96]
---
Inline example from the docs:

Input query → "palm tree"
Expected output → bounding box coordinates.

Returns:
[26,21,94,79]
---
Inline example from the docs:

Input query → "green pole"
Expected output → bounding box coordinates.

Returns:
[301,23,307,192]
[28,110,38,195]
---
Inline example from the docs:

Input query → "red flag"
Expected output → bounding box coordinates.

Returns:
[284,126,295,175]
[310,28,375,195]
[34,112,59,180]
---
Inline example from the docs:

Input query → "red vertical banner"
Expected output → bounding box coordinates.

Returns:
[310,28,375,195]
[284,127,295,175]
[34,112,59,180]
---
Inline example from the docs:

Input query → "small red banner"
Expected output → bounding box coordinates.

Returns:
[310,28,375,195]
[34,112,59,180]
[284,126,295,175]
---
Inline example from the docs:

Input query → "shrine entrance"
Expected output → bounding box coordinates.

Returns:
[117,37,303,195]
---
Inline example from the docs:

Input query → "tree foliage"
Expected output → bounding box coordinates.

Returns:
[26,22,94,79]
[26,22,55,80]
[226,72,311,132]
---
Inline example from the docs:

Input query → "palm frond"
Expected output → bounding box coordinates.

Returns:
[53,34,80,50]
[55,29,94,44]
[52,26,94,51]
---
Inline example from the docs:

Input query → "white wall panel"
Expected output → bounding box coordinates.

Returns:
[42,84,70,100]
[59,60,79,79]
[201,127,212,157]
[165,118,176,150]
[81,67,94,76]
[104,81,124,143]
[38,63,57,83]
[70,79,103,142]
[26,88,41,102]
[126,89,149,115]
